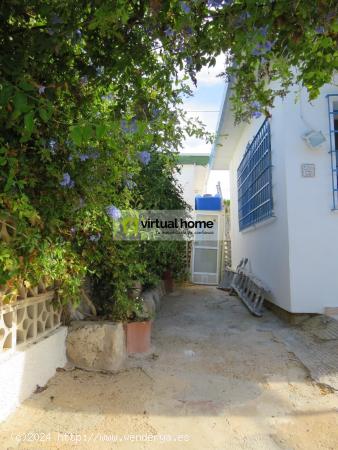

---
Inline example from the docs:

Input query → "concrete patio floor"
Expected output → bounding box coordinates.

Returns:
[0,285,337,450]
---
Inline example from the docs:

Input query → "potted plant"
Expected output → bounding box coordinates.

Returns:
[111,285,153,354]
[124,294,153,354]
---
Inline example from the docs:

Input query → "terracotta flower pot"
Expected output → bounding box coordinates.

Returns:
[163,270,174,293]
[124,320,152,354]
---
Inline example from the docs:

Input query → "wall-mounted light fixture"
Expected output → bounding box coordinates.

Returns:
[302,130,326,149]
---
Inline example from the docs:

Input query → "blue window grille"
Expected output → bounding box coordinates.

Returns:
[237,119,273,231]
[327,94,338,210]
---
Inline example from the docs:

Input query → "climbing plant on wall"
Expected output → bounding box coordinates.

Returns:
[0,1,336,306]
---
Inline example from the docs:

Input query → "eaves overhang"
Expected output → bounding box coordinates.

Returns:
[209,80,245,170]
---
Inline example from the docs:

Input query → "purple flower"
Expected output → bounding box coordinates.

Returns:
[79,154,90,161]
[106,205,121,220]
[75,29,82,38]
[185,27,193,36]
[121,120,128,132]
[259,26,269,37]
[152,107,160,119]
[60,172,75,188]
[139,151,151,165]
[177,43,185,52]
[125,174,136,189]
[238,12,251,22]
[251,101,260,109]
[264,41,273,51]
[130,116,137,132]
[48,139,57,154]
[251,101,262,119]
[38,85,46,95]
[70,227,76,234]
[208,0,222,6]
[208,0,232,7]
[80,76,88,85]
[164,27,174,37]
[126,179,136,189]
[102,93,113,101]
[315,26,325,34]
[121,117,137,133]
[252,46,262,56]
[78,151,99,161]
[89,233,101,242]
[252,41,273,56]
[185,56,193,67]
[180,1,191,13]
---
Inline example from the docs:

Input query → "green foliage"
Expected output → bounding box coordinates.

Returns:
[111,291,153,323]
[0,1,336,317]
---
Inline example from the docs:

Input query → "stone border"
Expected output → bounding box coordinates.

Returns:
[66,280,169,372]
[141,280,166,317]
[66,321,125,372]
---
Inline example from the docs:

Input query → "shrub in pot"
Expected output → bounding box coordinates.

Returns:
[116,294,154,354]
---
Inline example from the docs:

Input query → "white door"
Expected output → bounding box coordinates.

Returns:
[191,212,221,285]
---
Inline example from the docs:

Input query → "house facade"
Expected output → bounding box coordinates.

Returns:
[176,153,210,208]
[210,79,338,314]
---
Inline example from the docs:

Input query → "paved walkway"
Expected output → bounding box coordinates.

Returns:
[0,285,338,449]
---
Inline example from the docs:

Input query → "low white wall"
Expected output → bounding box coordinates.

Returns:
[0,326,67,422]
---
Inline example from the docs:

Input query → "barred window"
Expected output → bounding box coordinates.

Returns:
[327,95,338,210]
[237,119,273,231]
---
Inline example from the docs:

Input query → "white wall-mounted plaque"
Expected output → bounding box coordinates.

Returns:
[301,164,315,178]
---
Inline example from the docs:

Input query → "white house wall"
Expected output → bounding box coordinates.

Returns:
[176,164,209,208]
[229,80,338,314]
[282,83,338,313]
[229,107,292,312]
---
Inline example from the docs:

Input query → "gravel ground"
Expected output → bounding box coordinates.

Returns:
[0,285,337,450]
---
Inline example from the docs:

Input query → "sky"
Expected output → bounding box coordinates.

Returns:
[180,55,230,199]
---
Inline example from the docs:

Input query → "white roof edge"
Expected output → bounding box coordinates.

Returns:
[209,80,244,170]
[208,82,231,169]
[179,152,210,156]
